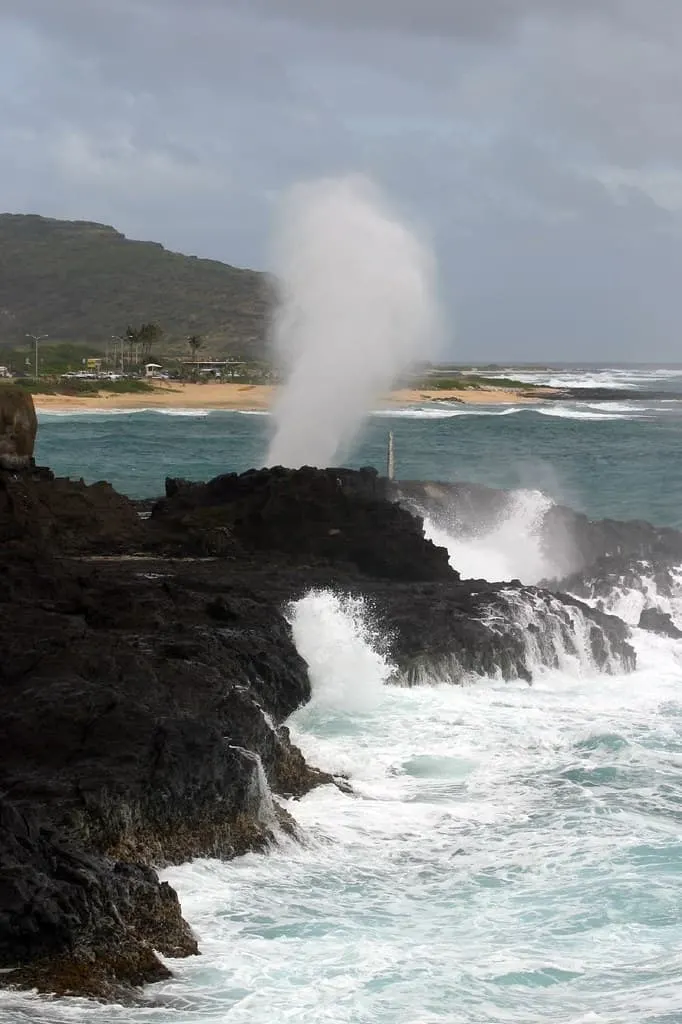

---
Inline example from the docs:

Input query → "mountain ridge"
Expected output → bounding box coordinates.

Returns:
[0,213,270,358]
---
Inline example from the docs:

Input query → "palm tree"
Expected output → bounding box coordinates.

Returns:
[124,323,163,370]
[140,322,163,365]
[187,335,202,380]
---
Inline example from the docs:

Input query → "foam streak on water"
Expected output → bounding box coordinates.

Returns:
[171,624,682,1024]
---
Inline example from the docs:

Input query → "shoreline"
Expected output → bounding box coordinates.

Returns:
[32,381,555,413]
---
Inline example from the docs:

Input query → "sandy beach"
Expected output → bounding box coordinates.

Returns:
[33,381,551,413]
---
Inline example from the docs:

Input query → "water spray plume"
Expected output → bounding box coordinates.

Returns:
[266,174,440,469]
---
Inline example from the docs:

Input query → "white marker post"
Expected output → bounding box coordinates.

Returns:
[387,431,395,481]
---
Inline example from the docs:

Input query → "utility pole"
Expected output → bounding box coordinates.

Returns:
[26,334,48,380]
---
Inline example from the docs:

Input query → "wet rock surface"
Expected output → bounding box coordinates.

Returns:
[0,462,655,1000]
[0,797,196,999]
[638,606,682,639]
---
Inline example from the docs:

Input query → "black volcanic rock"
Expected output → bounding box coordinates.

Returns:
[0,798,196,999]
[0,463,641,1000]
[542,507,682,578]
[543,555,678,604]
[638,607,682,639]
[543,387,678,402]
[370,581,635,682]
[0,512,331,997]
[0,552,322,850]
[0,466,144,554]
[151,466,454,581]
[202,564,636,686]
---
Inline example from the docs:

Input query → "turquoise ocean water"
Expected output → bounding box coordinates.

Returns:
[4,365,682,1024]
[34,366,682,527]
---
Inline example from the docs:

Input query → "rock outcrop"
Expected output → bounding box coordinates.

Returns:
[543,554,679,607]
[638,606,682,639]
[0,536,331,998]
[0,462,641,1001]
[151,466,455,581]
[0,467,144,554]
[0,385,37,470]
[0,798,196,999]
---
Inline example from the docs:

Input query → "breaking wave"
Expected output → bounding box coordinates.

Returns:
[287,591,393,714]
[373,404,639,422]
[424,488,556,584]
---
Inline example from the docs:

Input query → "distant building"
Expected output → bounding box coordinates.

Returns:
[0,366,11,379]
[145,363,164,378]
[180,359,244,378]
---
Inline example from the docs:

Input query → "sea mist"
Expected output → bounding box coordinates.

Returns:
[266,175,440,468]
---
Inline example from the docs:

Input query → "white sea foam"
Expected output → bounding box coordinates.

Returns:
[492,367,682,390]
[371,404,637,423]
[228,746,278,825]
[286,590,394,715]
[581,402,641,413]
[5,548,682,1024]
[371,405,526,419]
[151,622,682,1024]
[37,407,213,419]
[36,407,273,421]
[532,406,628,421]
[575,563,682,631]
[424,488,556,584]
[153,408,212,417]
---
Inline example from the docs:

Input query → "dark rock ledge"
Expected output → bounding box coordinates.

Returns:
[0,388,643,1002]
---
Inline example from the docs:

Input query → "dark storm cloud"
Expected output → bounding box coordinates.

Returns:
[2,0,682,358]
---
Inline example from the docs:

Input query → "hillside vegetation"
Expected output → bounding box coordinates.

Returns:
[0,213,269,357]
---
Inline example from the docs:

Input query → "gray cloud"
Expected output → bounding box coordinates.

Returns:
[1,0,603,42]
[1,0,682,359]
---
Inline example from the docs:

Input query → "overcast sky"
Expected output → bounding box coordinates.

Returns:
[2,0,682,361]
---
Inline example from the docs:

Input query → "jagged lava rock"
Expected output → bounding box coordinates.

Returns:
[0,385,37,470]
[0,467,144,554]
[0,797,196,999]
[151,466,454,581]
[544,555,679,604]
[638,607,682,639]
[0,473,333,997]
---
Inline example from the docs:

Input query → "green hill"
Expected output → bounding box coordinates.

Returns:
[0,213,270,358]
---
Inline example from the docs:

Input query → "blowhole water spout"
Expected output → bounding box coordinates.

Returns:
[266,175,440,469]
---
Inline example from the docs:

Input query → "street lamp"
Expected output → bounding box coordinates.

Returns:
[25,334,48,380]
